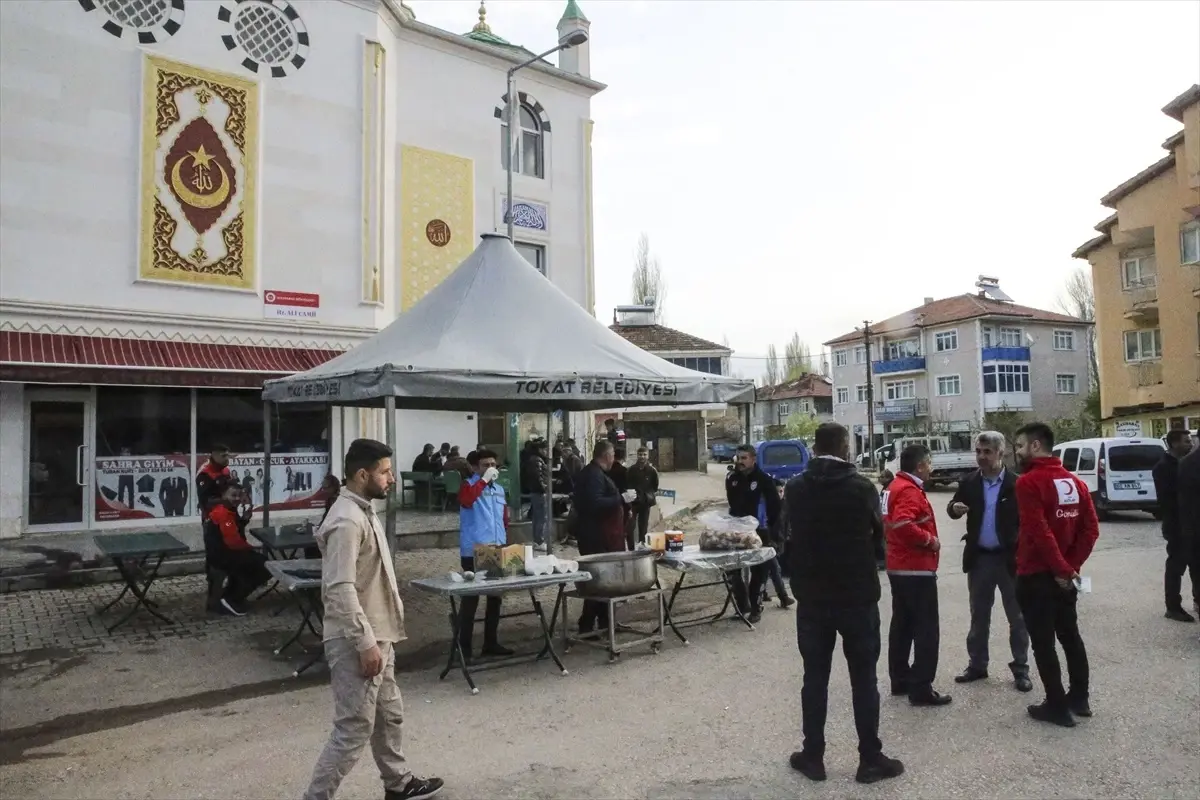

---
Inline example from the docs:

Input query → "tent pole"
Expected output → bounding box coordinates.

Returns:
[545,409,554,556]
[385,396,397,547]
[507,413,521,516]
[743,402,751,445]
[262,400,272,528]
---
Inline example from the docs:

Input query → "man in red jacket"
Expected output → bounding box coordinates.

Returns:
[883,444,952,707]
[205,483,271,615]
[1012,422,1100,728]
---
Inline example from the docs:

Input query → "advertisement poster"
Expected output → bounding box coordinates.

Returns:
[95,455,192,521]
[228,453,330,512]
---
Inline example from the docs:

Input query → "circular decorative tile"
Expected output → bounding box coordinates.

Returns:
[218,0,310,78]
[78,0,184,44]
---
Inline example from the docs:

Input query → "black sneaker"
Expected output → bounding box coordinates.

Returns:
[780,596,796,610]
[1014,674,1034,693]
[747,610,763,624]
[789,750,826,781]
[856,754,905,784]
[1068,696,1092,717]
[954,667,988,683]
[1027,701,1076,728]
[385,776,444,800]
[1165,607,1196,622]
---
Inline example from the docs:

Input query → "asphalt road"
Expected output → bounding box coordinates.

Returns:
[1,503,1196,800]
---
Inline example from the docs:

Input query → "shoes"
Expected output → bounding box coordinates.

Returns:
[954,667,988,683]
[1014,674,1034,693]
[481,643,515,657]
[856,753,905,784]
[219,598,246,617]
[138,495,154,508]
[1027,701,1075,728]
[780,596,796,610]
[1165,607,1196,622]
[909,690,953,707]
[890,682,908,697]
[1068,695,1092,717]
[385,776,444,800]
[789,750,826,782]
[747,610,763,624]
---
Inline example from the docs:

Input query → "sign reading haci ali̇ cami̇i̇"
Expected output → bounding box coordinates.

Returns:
[263,290,319,320]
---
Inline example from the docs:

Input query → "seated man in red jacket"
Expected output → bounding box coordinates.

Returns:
[883,444,952,707]
[1012,422,1100,728]
[205,483,271,616]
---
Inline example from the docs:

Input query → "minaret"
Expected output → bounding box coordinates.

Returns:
[556,0,590,78]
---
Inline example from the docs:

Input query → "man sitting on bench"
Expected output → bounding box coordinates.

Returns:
[205,484,271,616]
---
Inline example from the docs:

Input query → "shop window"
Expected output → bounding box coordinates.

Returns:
[94,387,191,522]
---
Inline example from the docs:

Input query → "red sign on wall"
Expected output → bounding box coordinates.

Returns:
[264,290,319,320]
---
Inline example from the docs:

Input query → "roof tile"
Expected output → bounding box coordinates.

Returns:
[609,324,729,353]
[756,373,833,401]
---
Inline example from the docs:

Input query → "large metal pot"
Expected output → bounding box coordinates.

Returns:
[574,551,658,597]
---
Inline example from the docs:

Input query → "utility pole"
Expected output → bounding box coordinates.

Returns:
[863,320,875,466]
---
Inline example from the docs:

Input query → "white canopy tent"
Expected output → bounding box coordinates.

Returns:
[260,234,755,544]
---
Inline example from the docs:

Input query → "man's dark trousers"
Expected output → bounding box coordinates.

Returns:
[1164,530,1195,612]
[887,573,940,696]
[966,551,1029,677]
[795,604,883,758]
[1016,572,1088,710]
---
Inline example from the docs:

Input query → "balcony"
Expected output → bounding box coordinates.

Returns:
[872,356,926,375]
[1122,278,1159,321]
[1127,360,1163,387]
[1186,263,1200,298]
[983,391,1032,412]
[874,398,929,421]
[980,346,1031,362]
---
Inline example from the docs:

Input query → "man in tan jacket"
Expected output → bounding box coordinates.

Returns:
[303,438,443,800]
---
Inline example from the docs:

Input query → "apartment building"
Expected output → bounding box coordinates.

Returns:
[825,280,1092,456]
[753,373,833,441]
[1073,84,1200,438]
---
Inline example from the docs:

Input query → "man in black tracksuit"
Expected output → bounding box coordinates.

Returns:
[1153,429,1197,622]
[785,422,902,785]
[1179,440,1200,619]
[725,443,781,623]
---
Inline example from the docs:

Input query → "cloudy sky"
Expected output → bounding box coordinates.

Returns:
[412,0,1200,380]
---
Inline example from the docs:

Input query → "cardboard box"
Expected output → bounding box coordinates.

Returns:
[473,544,525,577]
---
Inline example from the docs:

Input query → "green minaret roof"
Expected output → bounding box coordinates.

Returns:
[560,0,589,24]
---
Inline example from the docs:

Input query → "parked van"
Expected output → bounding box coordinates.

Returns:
[1052,437,1167,519]
[756,439,811,483]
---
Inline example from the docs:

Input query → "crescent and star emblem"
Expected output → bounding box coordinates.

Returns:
[170,144,230,210]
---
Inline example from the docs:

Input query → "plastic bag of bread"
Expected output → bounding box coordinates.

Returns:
[699,529,763,551]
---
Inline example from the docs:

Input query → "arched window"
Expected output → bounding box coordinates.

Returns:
[501,103,543,178]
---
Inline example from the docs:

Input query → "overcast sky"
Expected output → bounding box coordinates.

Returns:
[412,0,1200,379]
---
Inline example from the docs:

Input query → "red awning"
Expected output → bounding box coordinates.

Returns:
[0,331,343,388]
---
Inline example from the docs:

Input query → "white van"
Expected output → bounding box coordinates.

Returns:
[1052,437,1167,519]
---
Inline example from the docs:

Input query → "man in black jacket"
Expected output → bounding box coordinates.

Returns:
[786,422,902,785]
[1153,429,1196,622]
[626,447,659,544]
[573,440,636,634]
[946,431,1032,691]
[1178,440,1200,621]
[725,443,781,624]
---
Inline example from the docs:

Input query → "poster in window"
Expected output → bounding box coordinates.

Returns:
[228,453,331,511]
[95,455,192,521]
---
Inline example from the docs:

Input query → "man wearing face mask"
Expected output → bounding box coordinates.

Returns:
[883,444,951,707]
[304,439,443,800]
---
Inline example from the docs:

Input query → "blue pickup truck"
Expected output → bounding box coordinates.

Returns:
[710,443,738,463]
[756,439,810,482]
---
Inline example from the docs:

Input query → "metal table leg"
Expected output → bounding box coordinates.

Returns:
[438,596,478,694]
[100,554,173,633]
[291,596,325,677]
[530,587,569,675]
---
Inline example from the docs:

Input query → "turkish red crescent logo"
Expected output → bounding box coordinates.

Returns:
[1061,481,1075,496]
[265,291,276,303]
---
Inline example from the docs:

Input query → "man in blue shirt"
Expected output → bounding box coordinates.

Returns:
[946,431,1032,692]
[457,449,513,662]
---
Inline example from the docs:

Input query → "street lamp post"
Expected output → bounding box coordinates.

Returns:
[504,31,588,524]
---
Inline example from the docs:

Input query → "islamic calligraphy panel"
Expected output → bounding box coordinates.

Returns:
[138,55,259,289]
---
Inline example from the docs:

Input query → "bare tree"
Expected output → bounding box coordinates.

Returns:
[1056,266,1099,388]
[631,232,666,323]
[784,332,813,379]
[763,343,781,387]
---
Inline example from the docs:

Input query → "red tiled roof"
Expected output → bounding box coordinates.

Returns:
[0,331,342,388]
[608,324,728,353]
[1100,153,1175,208]
[1162,84,1200,121]
[756,373,833,401]
[823,294,1089,346]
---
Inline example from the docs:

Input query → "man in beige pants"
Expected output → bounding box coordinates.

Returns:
[304,438,443,800]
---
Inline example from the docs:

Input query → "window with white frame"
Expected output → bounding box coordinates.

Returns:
[800,399,812,413]
[886,339,921,360]
[982,326,993,347]
[934,330,958,352]
[834,349,849,367]
[1121,254,1157,289]
[853,345,867,364]
[855,384,870,403]
[936,375,961,396]
[836,387,850,404]
[1123,328,1162,362]
[998,326,1023,347]
[1055,373,1078,394]
[515,241,546,275]
[982,363,1030,393]
[501,104,545,178]
[1182,225,1200,265]
[777,402,790,416]
[883,379,916,401]
[1053,329,1076,351]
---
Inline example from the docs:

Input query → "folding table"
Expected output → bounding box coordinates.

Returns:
[264,558,325,676]
[656,545,777,644]
[93,531,191,633]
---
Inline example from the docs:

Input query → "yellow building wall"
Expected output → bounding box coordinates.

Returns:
[1100,405,1200,438]
[398,145,474,311]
